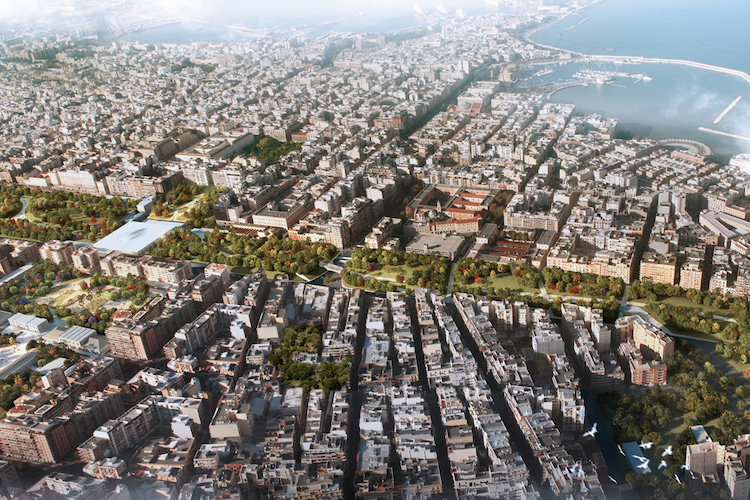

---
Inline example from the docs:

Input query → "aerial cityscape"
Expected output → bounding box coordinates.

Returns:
[0,0,747,498]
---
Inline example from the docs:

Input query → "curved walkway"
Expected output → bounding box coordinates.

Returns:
[658,138,712,156]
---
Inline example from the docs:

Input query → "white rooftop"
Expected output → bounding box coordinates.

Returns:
[59,325,97,345]
[94,220,184,255]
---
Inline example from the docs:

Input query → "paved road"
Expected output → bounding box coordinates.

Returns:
[16,197,29,219]
[0,349,38,380]
[0,263,32,286]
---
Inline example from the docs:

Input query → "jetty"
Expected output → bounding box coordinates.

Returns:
[698,127,750,143]
[524,29,750,87]
[713,96,743,124]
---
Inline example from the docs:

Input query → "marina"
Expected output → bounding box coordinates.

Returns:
[573,68,653,86]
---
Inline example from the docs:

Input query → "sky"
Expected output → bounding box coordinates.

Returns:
[0,0,492,26]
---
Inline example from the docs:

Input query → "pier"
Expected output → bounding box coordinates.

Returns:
[713,96,743,124]
[523,29,750,87]
[698,127,750,143]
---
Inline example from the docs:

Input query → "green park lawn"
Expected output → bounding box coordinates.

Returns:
[660,295,735,318]
[630,294,735,318]
[362,264,410,282]
[485,274,540,293]
[25,207,91,225]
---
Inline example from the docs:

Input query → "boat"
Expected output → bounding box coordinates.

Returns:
[594,76,615,85]
[643,75,653,82]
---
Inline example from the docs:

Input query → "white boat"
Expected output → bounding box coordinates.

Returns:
[643,75,653,82]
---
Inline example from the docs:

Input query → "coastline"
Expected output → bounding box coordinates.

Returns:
[524,5,750,89]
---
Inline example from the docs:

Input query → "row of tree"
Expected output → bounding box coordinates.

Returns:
[629,279,735,312]
[542,266,625,299]
[346,247,452,294]
[239,137,302,166]
[150,231,337,276]
[0,369,41,412]
[183,186,224,228]
[151,182,206,218]
[0,217,78,242]
[597,387,674,445]
[341,272,406,294]
[627,279,683,301]
[64,307,118,335]
[670,341,741,426]
[0,186,32,219]
[26,340,81,368]
[27,190,137,241]
[647,302,724,337]
[268,324,350,392]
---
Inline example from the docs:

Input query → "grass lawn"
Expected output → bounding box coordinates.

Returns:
[483,274,540,293]
[229,266,256,275]
[661,296,735,318]
[149,193,205,222]
[302,267,326,281]
[364,265,412,281]
[25,207,90,224]
[630,295,735,318]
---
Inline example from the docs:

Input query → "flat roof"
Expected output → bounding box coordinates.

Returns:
[406,233,466,254]
[42,327,67,343]
[622,441,651,474]
[59,325,97,344]
[36,357,67,375]
[0,310,12,326]
[94,220,183,255]
[9,313,48,328]
[692,425,711,444]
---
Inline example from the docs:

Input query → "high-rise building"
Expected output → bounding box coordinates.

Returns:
[639,252,678,285]
[680,257,705,291]
[72,245,101,274]
[39,240,75,266]
[140,257,192,283]
[0,417,74,464]
[614,315,674,361]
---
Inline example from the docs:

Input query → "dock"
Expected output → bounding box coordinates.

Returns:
[713,96,743,124]
[698,126,750,143]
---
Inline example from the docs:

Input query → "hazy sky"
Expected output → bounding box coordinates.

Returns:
[0,0,486,25]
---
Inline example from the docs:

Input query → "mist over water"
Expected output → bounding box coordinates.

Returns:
[532,0,750,74]
[120,0,501,43]
[532,0,750,155]
[116,0,750,155]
